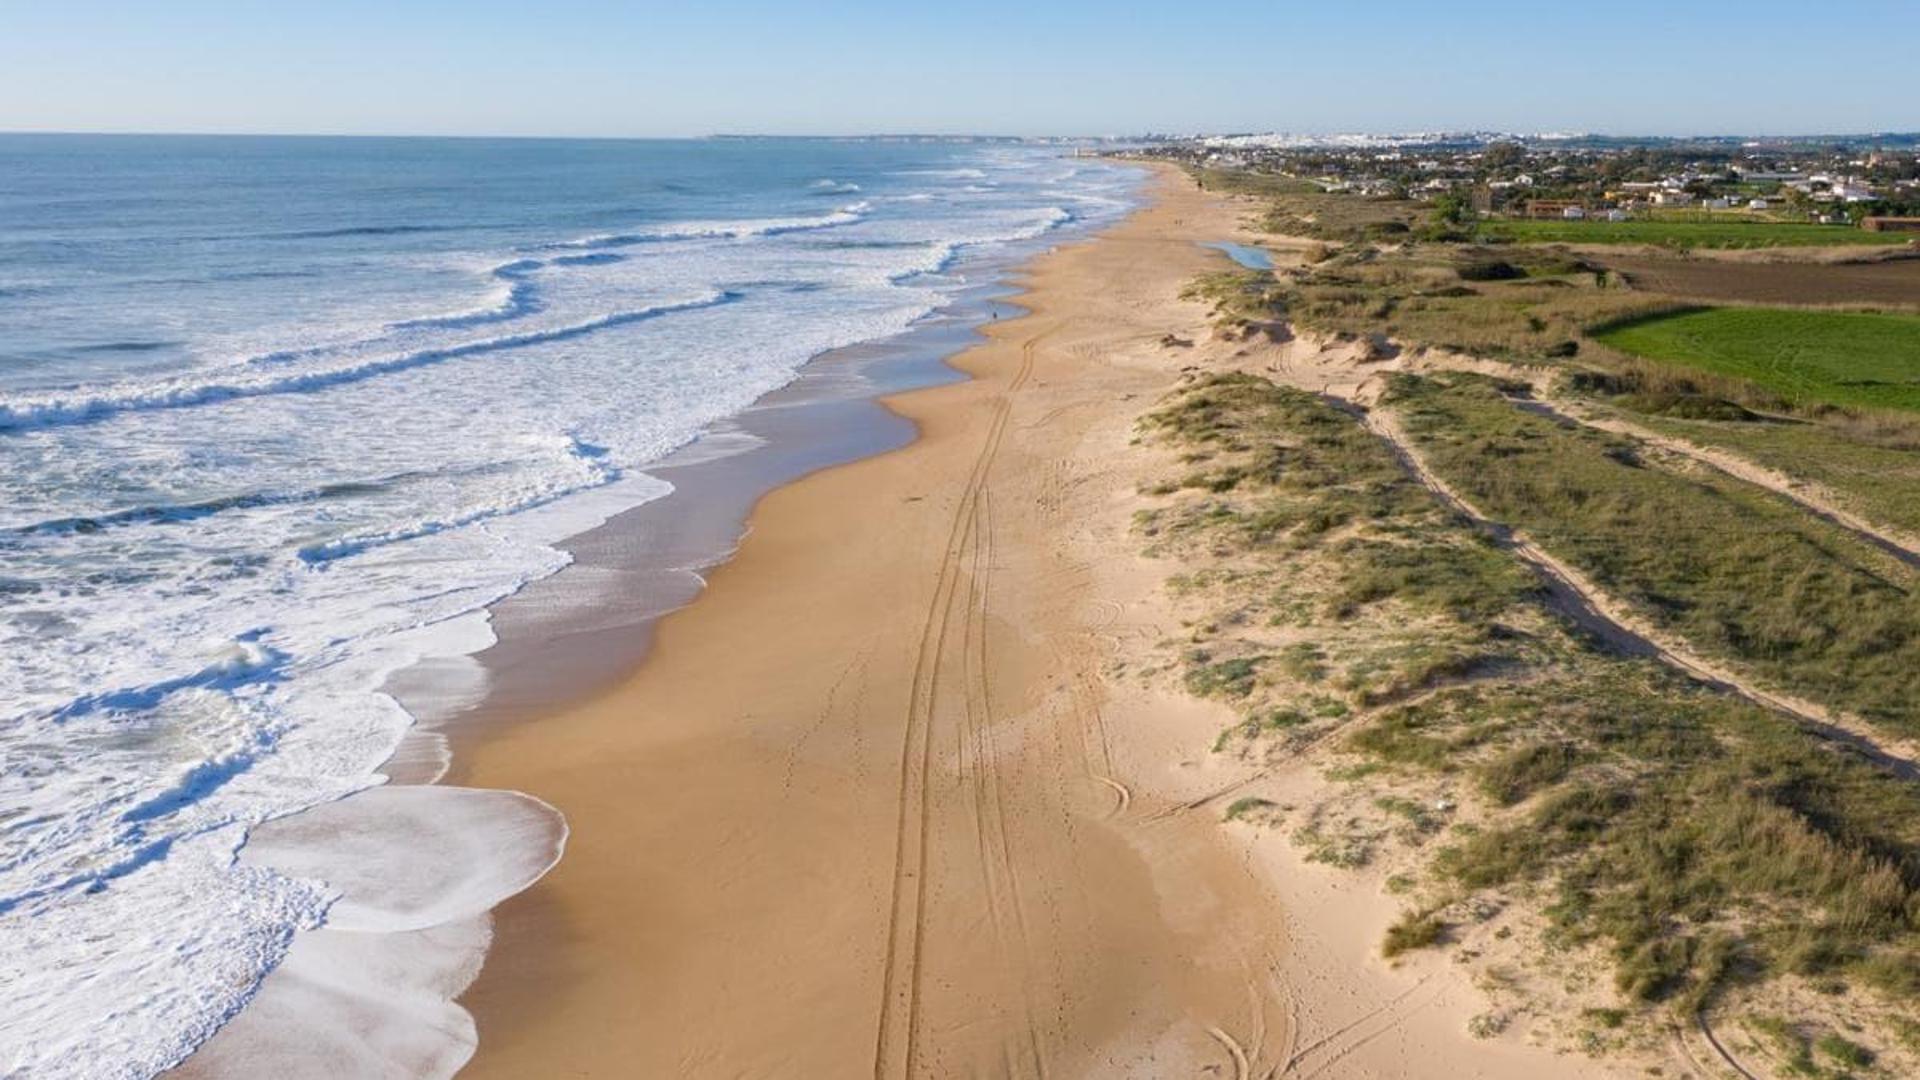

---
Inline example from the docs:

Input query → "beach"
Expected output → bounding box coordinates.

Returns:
[451,166,1616,1078]
[9,13,1914,1074]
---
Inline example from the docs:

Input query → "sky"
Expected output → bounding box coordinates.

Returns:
[2,1,1916,138]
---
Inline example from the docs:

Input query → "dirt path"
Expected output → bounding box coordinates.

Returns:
[1515,393,1920,568]
[1243,325,1920,778]
[1356,404,1920,780]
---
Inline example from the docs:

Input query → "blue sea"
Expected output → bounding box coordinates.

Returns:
[0,134,1140,1076]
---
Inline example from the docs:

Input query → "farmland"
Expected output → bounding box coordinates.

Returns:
[1594,306,1920,413]
[1480,217,1907,249]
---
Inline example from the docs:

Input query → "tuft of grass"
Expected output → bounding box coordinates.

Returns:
[1181,269,1286,329]
[1476,741,1578,806]
[1817,1031,1875,1069]
[1383,910,1447,957]
[1225,796,1277,822]
[1185,655,1264,698]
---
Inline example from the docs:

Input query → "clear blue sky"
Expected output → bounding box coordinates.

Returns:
[3,0,1915,137]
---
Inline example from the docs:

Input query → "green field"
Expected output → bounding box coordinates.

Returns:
[1480,218,1903,249]
[1595,307,1920,412]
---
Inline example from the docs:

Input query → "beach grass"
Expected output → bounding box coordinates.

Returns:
[1385,370,1920,734]
[1613,410,1920,536]
[1249,243,1672,363]
[1143,367,1920,1026]
[1190,167,1324,198]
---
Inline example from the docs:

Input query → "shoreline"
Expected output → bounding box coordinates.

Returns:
[166,172,1136,1078]
[449,165,1622,1077]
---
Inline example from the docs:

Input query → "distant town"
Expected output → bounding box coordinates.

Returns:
[1126,132,1920,233]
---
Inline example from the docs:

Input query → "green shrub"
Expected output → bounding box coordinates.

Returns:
[1383,910,1446,957]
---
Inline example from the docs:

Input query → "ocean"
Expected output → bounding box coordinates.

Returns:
[0,134,1141,1077]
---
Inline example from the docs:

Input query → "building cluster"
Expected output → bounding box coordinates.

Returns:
[1130,134,1920,229]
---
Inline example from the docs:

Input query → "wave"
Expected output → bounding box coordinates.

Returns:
[6,469,454,537]
[297,435,617,565]
[74,340,179,354]
[0,291,742,433]
[885,206,1076,283]
[556,202,870,250]
[53,638,289,723]
[387,260,544,332]
[278,224,454,241]
[550,252,625,267]
[809,179,862,195]
[897,168,988,180]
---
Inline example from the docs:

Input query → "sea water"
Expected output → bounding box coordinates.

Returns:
[0,134,1139,1077]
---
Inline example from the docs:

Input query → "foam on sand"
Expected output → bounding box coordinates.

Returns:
[174,784,565,1078]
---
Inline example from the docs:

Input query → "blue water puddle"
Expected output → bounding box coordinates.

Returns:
[1201,241,1274,271]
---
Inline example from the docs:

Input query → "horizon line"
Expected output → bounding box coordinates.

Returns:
[3,127,1918,143]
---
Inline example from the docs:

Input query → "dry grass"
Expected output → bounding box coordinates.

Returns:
[1139,369,1920,1055]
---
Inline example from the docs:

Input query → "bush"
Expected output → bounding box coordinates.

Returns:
[1458,259,1525,282]
[1383,910,1446,956]
[1477,742,1578,805]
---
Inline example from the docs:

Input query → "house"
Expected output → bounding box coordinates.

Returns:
[1748,198,1772,210]
[1562,206,1588,220]
[1651,190,1695,207]
[1606,209,1631,222]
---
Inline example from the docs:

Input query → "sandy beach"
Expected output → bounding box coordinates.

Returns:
[452,166,1620,1078]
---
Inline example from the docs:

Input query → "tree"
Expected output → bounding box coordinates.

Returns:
[1433,191,1477,228]
[1482,141,1525,173]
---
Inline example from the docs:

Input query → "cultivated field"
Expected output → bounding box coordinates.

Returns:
[1599,253,1920,309]
[1595,307,1920,413]
[1481,217,1906,249]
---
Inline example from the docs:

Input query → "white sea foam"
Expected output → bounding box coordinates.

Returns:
[557,202,870,249]
[0,291,738,432]
[175,785,565,1079]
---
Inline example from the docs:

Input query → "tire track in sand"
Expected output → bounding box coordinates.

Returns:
[871,330,1047,1080]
